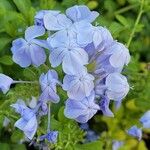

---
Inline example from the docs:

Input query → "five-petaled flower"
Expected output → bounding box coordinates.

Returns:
[64,92,100,123]
[11,99,38,140]
[11,25,47,68]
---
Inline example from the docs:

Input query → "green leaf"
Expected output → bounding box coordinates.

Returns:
[58,106,69,123]
[115,14,128,26]
[62,0,76,7]
[12,144,26,150]
[109,22,124,38]
[12,0,33,24]
[13,0,31,17]
[0,37,11,51]
[75,141,103,150]
[11,130,24,143]
[0,143,10,150]
[77,0,89,5]
[0,55,13,65]
[4,11,26,37]
[0,0,15,12]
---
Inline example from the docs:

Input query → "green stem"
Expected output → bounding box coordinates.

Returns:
[115,4,139,15]
[47,102,51,132]
[13,80,38,84]
[126,0,145,48]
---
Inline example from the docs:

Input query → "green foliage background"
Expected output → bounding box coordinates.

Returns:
[0,0,150,149]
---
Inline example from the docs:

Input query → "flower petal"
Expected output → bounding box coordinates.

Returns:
[64,99,87,118]
[15,118,27,131]
[49,48,67,67]
[66,5,99,23]
[30,44,46,67]
[12,46,31,67]
[25,25,45,42]
[44,13,72,31]
[24,116,37,140]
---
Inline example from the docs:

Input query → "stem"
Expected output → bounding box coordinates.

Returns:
[13,80,38,84]
[126,0,145,48]
[47,102,51,132]
[115,4,139,15]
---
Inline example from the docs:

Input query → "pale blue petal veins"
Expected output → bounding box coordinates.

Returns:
[25,25,45,42]
[48,30,68,48]
[11,100,38,140]
[29,44,46,67]
[34,10,60,26]
[105,73,129,101]
[14,118,27,131]
[72,21,93,46]
[11,38,27,54]
[39,70,60,103]
[62,49,88,75]
[106,41,131,68]
[11,26,47,68]
[49,48,67,67]
[64,99,87,118]
[23,116,38,140]
[31,39,49,49]
[64,93,100,123]
[66,5,99,23]
[93,26,113,48]
[12,46,31,67]
[63,69,94,100]
[44,13,72,31]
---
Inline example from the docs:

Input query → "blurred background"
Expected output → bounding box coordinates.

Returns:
[0,0,150,149]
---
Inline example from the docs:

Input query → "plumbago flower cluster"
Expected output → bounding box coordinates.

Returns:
[0,5,132,143]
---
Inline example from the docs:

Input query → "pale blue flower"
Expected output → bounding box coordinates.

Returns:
[0,74,13,94]
[66,5,99,23]
[112,140,124,150]
[44,13,72,31]
[140,111,150,128]
[105,73,129,101]
[39,70,60,103]
[94,54,122,79]
[92,26,113,49]
[127,125,142,141]
[11,99,38,140]
[11,25,47,68]
[105,41,131,68]
[48,30,89,75]
[35,10,60,26]
[71,21,94,46]
[64,92,100,123]
[40,131,58,143]
[99,96,114,117]
[63,68,94,100]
